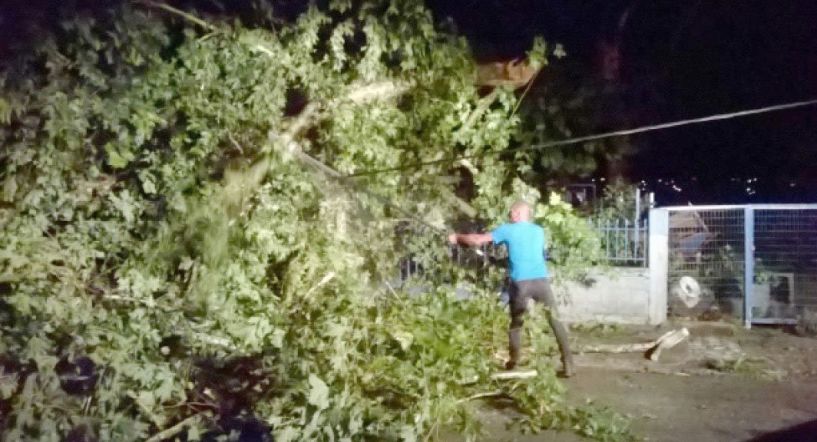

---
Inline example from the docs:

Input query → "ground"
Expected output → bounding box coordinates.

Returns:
[455,320,817,441]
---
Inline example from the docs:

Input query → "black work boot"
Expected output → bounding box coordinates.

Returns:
[506,328,522,370]
[558,356,575,378]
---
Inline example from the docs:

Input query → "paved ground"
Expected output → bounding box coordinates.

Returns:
[451,321,817,441]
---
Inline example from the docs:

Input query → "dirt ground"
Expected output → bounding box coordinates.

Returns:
[462,320,817,441]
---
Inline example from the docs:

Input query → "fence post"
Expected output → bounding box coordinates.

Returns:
[743,207,755,328]
[634,188,641,261]
[643,219,649,267]
[648,208,669,324]
[626,219,631,260]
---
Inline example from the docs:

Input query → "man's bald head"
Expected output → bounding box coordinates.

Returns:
[509,200,532,222]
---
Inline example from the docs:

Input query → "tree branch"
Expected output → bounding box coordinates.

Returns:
[576,328,690,362]
[134,1,217,31]
[127,391,165,428]
[456,89,499,139]
[191,332,237,351]
[457,390,505,404]
[490,369,537,380]
[145,413,204,442]
[343,80,411,104]
[304,272,336,299]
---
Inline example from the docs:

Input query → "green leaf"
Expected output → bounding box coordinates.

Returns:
[105,145,132,169]
[307,374,330,410]
[2,176,17,201]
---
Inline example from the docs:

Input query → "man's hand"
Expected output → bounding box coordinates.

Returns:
[448,232,492,247]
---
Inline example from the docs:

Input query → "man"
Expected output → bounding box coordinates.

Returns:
[448,201,575,377]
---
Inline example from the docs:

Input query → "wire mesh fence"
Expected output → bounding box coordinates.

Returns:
[752,208,817,323]
[667,208,746,319]
[594,219,649,267]
[665,205,817,325]
[397,217,649,286]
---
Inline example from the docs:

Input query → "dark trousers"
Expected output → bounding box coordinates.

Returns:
[508,278,573,369]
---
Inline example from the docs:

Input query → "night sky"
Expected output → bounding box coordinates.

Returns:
[429,0,817,204]
[2,1,816,204]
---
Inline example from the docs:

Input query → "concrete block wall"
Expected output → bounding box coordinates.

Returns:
[555,208,670,325]
[556,268,657,325]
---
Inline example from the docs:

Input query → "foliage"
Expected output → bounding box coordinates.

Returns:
[470,178,603,282]
[534,193,605,281]
[592,179,645,223]
[0,1,628,441]
[512,61,636,186]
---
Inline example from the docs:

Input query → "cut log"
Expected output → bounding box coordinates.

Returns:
[647,328,690,361]
[577,327,690,362]
[578,341,656,354]
[577,329,676,354]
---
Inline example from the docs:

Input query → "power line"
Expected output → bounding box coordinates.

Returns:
[345,98,817,178]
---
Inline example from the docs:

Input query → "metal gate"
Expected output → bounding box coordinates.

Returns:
[664,205,817,325]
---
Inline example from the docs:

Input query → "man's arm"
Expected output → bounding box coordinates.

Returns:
[448,232,493,247]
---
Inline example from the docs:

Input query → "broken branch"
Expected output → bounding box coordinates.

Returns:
[304,272,336,299]
[577,327,690,362]
[457,390,505,404]
[134,1,216,31]
[145,413,204,442]
[490,369,537,380]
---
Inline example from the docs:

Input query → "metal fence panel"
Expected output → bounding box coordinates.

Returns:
[751,208,817,323]
[594,219,649,266]
[665,204,817,325]
[667,208,746,320]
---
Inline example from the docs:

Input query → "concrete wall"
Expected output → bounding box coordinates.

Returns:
[555,208,669,325]
[557,267,658,325]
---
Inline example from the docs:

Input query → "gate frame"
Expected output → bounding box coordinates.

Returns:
[650,204,817,328]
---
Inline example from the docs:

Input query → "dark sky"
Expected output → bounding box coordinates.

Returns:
[429,0,817,204]
[2,0,816,204]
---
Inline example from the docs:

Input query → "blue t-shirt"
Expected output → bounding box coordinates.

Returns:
[491,222,548,281]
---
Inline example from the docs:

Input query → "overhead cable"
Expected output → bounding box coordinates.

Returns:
[345,98,817,178]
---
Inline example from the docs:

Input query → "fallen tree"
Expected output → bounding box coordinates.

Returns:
[0,1,630,441]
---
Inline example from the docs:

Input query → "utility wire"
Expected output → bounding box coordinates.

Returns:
[345,98,817,178]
